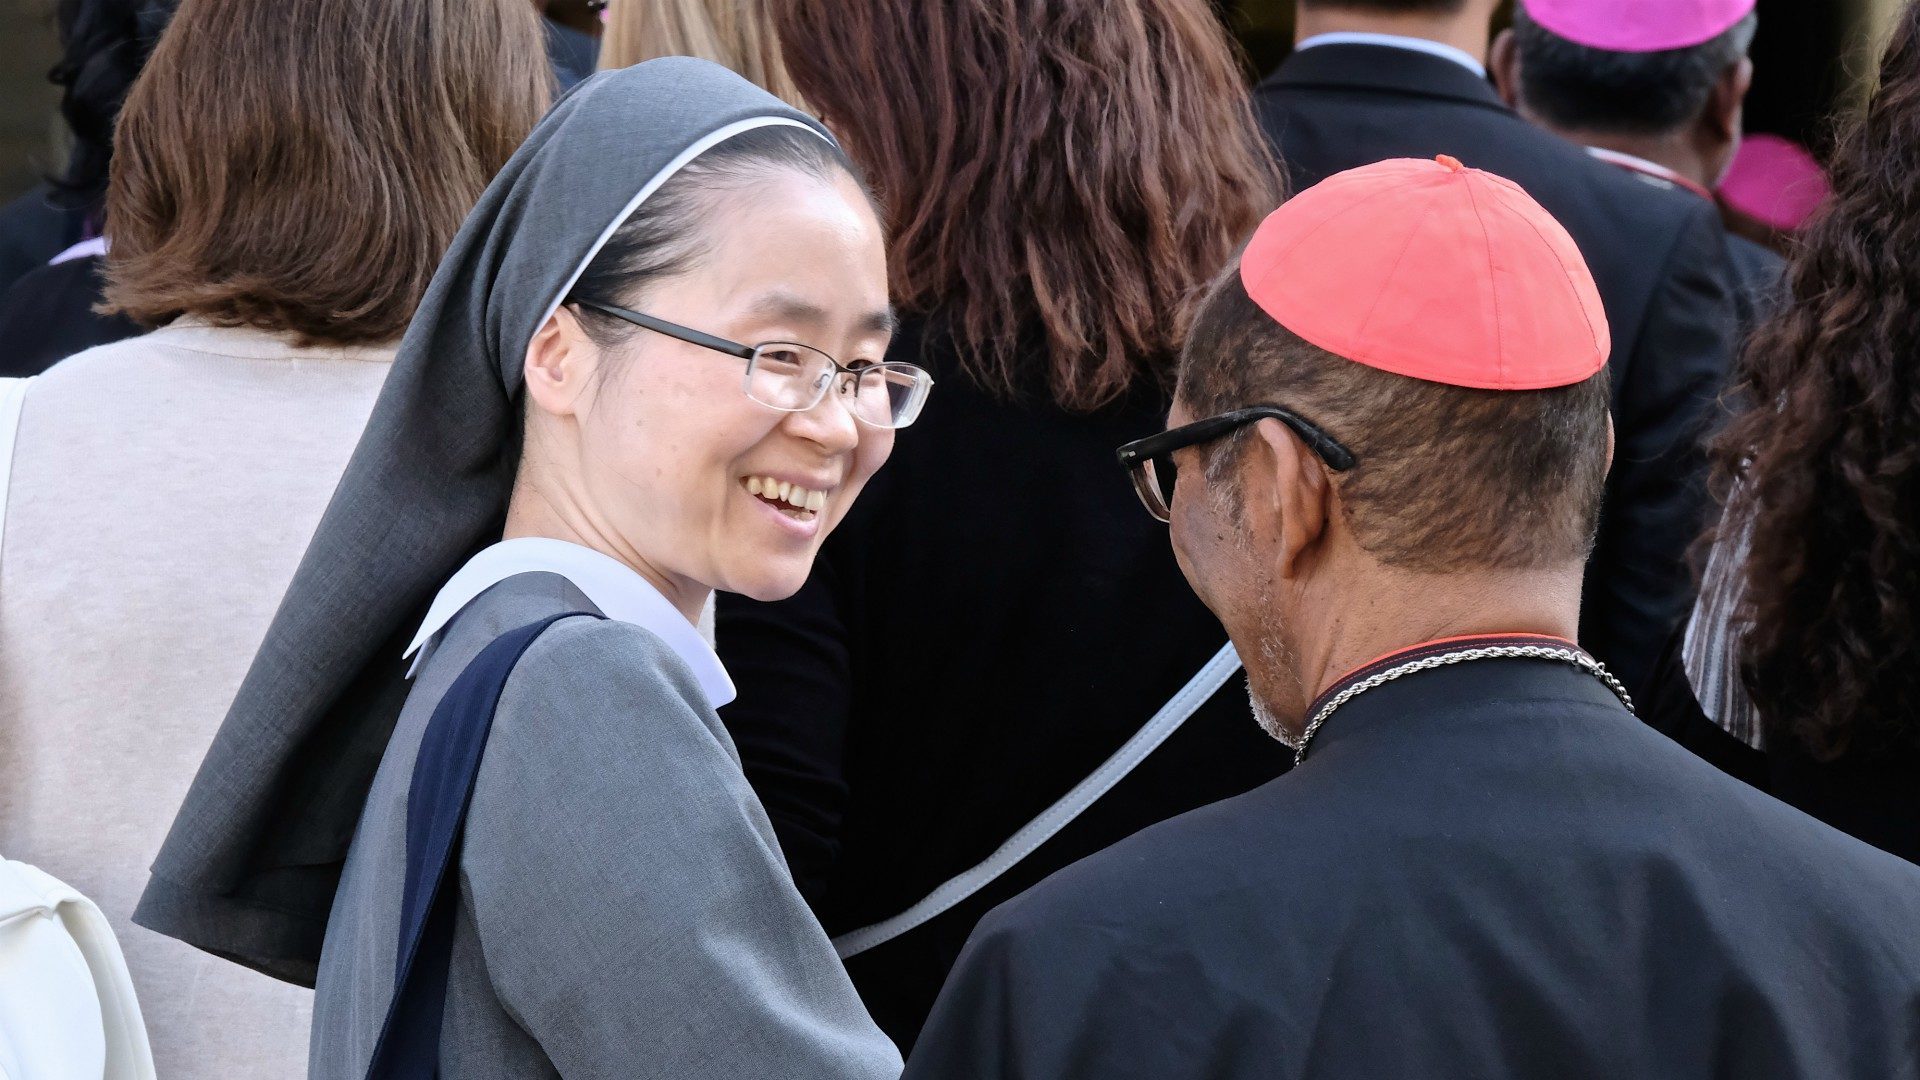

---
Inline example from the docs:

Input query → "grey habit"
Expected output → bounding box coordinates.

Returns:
[134,58,901,1077]
[311,574,901,1078]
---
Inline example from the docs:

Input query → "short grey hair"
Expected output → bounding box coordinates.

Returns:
[1511,7,1757,136]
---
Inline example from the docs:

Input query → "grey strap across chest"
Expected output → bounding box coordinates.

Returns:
[831,640,1243,959]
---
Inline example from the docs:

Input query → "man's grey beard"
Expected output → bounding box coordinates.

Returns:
[1246,600,1305,747]
[1209,468,1304,747]
[1249,680,1298,747]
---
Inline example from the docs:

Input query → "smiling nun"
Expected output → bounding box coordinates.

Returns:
[132,59,928,1078]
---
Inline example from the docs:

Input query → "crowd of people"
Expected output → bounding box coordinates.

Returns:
[0,0,1915,1077]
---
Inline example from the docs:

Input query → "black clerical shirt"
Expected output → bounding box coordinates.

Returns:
[904,644,1920,1079]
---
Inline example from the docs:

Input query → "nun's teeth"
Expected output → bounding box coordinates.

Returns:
[745,475,826,513]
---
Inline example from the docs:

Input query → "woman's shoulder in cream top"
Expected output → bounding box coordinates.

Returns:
[0,317,396,1080]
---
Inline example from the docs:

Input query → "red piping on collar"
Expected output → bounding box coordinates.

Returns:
[1305,633,1585,719]
[1586,146,1717,202]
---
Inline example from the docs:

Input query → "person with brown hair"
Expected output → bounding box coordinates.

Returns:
[596,0,805,106]
[1643,0,1920,867]
[714,0,1283,1047]
[0,0,550,1074]
[99,6,548,341]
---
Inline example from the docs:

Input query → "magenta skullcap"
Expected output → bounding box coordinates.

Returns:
[1522,0,1754,53]
[1719,134,1830,232]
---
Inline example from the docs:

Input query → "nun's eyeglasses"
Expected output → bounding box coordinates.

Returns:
[1114,405,1356,523]
[573,300,933,429]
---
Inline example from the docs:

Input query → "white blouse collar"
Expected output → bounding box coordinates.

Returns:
[404,537,736,709]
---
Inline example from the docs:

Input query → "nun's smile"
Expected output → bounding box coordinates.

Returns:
[745,473,835,514]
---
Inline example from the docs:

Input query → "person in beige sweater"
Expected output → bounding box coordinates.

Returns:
[0,0,552,1074]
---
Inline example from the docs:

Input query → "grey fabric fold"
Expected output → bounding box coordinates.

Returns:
[1682,490,1763,750]
[134,57,832,984]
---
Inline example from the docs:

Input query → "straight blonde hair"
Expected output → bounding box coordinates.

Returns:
[597,0,806,109]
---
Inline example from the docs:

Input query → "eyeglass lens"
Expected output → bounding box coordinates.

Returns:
[1128,455,1177,523]
[746,343,927,428]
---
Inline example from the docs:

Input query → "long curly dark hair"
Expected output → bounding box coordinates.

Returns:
[1714,1,1920,761]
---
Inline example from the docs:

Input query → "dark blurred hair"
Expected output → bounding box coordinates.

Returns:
[1511,8,1756,136]
[567,124,865,349]
[776,0,1281,412]
[46,0,175,217]
[1179,270,1611,571]
[1711,0,1920,760]
[101,0,552,343]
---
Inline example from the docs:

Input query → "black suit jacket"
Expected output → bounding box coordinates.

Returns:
[1254,44,1739,696]
[1583,155,1790,343]
[0,254,142,376]
[906,656,1920,1079]
[1725,230,1788,338]
[543,16,598,91]
[0,184,85,299]
[1643,627,1920,866]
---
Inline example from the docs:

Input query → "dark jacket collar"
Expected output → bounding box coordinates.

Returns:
[1299,640,1632,767]
[1259,41,1508,115]
[1305,634,1584,720]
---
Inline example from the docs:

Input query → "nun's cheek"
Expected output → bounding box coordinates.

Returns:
[843,428,897,494]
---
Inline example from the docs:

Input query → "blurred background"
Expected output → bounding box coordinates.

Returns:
[0,0,1907,204]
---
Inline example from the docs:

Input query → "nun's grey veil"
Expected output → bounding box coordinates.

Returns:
[134,58,836,983]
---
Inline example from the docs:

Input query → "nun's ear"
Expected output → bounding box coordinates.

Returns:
[524,305,602,419]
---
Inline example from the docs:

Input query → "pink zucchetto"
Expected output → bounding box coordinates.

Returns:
[1719,135,1830,233]
[1522,0,1754,53]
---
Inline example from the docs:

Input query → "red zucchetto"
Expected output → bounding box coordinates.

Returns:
[1240,155,1610,391]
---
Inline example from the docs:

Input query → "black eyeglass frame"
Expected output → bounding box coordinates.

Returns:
[1115,405,1356,523]
[571,298,933,428]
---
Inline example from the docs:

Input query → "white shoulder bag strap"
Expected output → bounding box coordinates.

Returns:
[0,377,30,558]
[832,640,1242,959]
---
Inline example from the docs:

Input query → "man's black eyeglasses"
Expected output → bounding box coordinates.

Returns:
[1115,405,1355,523]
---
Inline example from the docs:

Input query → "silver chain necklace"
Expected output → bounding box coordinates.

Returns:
[1291,644,1634,767]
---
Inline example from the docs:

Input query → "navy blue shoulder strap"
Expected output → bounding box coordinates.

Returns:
[364,611,600,1079]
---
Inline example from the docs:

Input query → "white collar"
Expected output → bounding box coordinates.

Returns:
[1294,31,1487,78]
[404,537,736,709]
[1586,146,1681,183]
[1584,146,1718,200]
[49,236,108,266]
